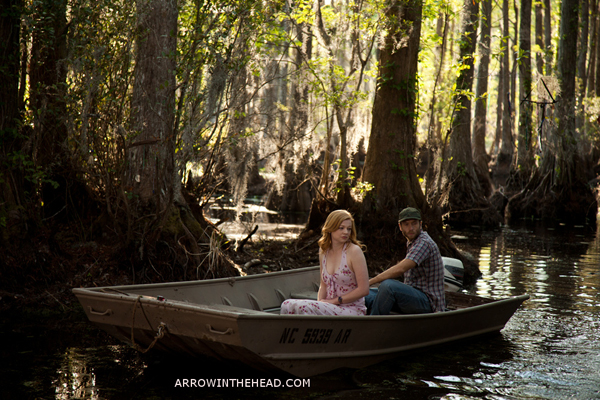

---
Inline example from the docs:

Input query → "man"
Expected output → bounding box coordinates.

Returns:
[365,207,445,314]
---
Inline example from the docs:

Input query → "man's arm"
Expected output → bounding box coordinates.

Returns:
[369,258,417,286]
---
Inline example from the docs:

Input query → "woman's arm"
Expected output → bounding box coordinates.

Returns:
[317,250,328,301]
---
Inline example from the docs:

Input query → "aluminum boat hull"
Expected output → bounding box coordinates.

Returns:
[73,266,528,377]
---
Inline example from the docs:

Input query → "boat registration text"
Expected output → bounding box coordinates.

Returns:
[279,328,351,345]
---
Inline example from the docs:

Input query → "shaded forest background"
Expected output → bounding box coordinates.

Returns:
[1,0,599,306]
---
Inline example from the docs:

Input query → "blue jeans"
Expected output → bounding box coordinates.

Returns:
[365,279,433,315]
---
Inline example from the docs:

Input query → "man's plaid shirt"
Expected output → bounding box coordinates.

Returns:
[404,231,446,312]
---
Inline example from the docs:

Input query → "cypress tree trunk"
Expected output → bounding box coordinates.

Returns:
[587,0,597,95]
[279,20,312,213]
[491,53,504,157]
[362,0,425,220]
[595,0,600,95]
[511,0,533,189]
[430,0,501,228]
[507,0,598,224]
[544,0,553,74]
[493,0,514,187]
[0,0,20,134]
[29,0,70,220]
[554,0,581,185]
[128,0,177,211]
[535,0,545,74]
[0,0,25,240]
[472,0,493,197]
[124,0,236,280]
[576,0,589,135]
[360,0,466,277]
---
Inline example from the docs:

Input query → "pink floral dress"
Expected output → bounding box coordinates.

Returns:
[280,244,367,315]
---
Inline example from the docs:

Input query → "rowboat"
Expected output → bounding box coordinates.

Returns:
[73,263,528,378]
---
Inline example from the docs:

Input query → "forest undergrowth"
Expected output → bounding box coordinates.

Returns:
[0,221,322,314]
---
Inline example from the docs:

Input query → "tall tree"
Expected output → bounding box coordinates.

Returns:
[0,0,20,134]
[596,0,600,95]
[544,0,553,74]
[554,0,585,187]
[331,1,377,208]
[123,0,234,277]
[127,0,178,212]
[0,0,24,241]
[360,0,463,268]
[491,47,505,157]
[555,0,582,184]
[430,0,501,227]
[595,1,600,96]
[362,0,426,221]
[269,0,382,222]
[472,0,493,197]
[507,0,598,223]
[425,11,449,191]
[512,0,534,188]
[577,0,589,134]
[493,0,514,186]
[510,0,519,117]
[28,0,69,219]
[587,0,597,95]
[275,18,312,213]
[535,0,544,74]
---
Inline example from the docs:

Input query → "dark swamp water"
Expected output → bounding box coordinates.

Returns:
[2,219,599,400]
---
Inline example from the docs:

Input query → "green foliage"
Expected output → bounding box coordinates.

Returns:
[16,0,585,229]
[352,180,374,195]
[456,161,466,176]
[514,46,529,65]
[332,159,353,192]
[51,0,284,213]
[416,0,459,144]
[1,142,58,190]
[393,149,414,159]
[266,0,385,201]
[331,158,374,201]
[289,0,314,25]
[285,0,383,105]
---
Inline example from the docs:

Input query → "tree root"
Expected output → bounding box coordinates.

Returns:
[506,171,598,224]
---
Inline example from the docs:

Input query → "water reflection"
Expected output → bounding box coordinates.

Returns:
[450,221,600,399]
[55,348,99,400]
[53,345,148,400]
[352,332,518,398]
[208,201,309,241]
[470,224,599,308]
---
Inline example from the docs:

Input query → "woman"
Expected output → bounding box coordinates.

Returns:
[280,210,369,315]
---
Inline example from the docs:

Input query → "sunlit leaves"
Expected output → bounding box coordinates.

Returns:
[56,0,137,199]
[290,0,315,25]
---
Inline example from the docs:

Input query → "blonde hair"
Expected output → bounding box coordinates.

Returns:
[317,210,365,252]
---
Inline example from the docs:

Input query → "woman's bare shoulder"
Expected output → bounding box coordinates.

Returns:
[346,242,365,256]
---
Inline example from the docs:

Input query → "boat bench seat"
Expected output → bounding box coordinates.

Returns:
[290,291,318,300]
[207,304,268,315]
